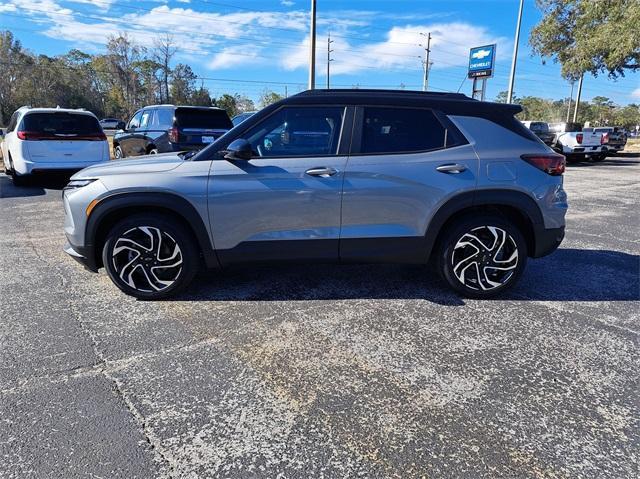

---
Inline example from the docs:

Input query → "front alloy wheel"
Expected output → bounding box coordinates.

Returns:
[103,215,198,299]
[439,217,527,298]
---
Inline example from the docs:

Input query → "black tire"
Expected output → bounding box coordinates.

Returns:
[114,145,124,159]
[593,153,607,162]
[102,214,199,299]
[436,215,528,298]
[11,171,28,186]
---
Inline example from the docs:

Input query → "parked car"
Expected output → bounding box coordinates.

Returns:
[232,111,258,126]
[593,126,627,154]
[113,105,232,159]
[99,118,125,130]
[1,106,109,185]
[63,89,567,300]
[521,121,555,146]
[548,122,606,162]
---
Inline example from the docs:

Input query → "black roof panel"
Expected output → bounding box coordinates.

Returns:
[285,89,522,117]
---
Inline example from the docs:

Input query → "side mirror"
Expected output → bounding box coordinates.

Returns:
[223,139,253,161]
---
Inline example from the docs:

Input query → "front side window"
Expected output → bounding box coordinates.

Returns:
[128,111,143,129]
[360,107,450,154]
[243,106,345,158]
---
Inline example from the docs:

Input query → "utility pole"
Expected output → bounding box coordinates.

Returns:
[326,32,334,89]
[507,0,524,103]
[285,85,288,98]
[573,73,584,123]
[566,81,574,123]
[308,0,317,90]
[420,32,431,91]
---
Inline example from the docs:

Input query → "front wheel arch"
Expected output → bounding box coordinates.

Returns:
[87,193,218,270]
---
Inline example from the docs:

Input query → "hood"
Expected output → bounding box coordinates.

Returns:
[72,153,184,179]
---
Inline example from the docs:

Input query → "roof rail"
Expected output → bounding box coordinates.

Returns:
[294,88,470,100]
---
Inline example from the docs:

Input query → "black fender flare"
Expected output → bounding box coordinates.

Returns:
[424,188,545,259]
[86,192,219,269]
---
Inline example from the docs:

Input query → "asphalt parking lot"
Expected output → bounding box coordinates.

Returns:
[1,155,638,478]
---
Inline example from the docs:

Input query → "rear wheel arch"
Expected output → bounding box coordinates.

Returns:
[87,193,218,270]
[425,189,542,260]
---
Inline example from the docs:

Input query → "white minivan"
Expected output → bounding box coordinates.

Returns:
[1,106,109,185]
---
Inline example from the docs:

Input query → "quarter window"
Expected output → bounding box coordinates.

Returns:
[243,106,344,157]
[360,107,450,154]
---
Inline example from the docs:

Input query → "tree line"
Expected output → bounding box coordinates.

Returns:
[0,31,284,125]
[1,27,638,129]
[495,91,640,129]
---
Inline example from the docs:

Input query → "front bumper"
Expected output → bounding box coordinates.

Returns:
[532,226,565,258]
[64,241,98,272]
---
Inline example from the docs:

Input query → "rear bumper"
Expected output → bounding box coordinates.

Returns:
[64,241,98,272]
[532,226,565,258]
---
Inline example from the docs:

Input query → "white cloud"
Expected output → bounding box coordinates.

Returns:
[66,0,115,11]
[281,22,509,77]
[281,0,294,6]
[208,46,261,70]
[632,88,640,98]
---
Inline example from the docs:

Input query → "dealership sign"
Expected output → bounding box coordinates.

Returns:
[468,44,496,79]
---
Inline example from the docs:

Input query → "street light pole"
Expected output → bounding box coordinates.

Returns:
[507,0,524,103]
[573,73,584,123]
[308,0,317,90]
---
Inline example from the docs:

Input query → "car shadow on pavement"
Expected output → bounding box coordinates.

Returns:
[507,248,639,301]
[178,248,638,304]
[0,175,47,198]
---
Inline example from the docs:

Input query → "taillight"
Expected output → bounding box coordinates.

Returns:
[16,131,106,141]
[521,154,566,176]
[168,127,179,143]
[601,133,608,144]
[576,133,583,144]
[17,130,45,140]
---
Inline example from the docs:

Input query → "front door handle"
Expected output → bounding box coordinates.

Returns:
[306,167,338,177]
[436,163,467,174]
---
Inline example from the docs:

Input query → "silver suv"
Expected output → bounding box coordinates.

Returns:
[63,90,567,299]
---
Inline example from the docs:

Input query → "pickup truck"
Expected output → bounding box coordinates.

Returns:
[521,121,555,146]
[549,122,606,162]
[594,127,627,154]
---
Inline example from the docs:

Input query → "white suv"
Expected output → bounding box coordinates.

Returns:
[1,106,109,185]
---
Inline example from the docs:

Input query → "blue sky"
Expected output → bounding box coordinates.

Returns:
[1,0,638,105]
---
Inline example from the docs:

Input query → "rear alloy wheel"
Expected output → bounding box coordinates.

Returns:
[102,214,199,299]
[438,216,527,298]
[114,146,124,159]
[148,148,159,155]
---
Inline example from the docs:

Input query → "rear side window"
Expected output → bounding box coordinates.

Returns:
[155,109,174,128]
[21,112,101,135]
[7,112,19,132]
[360,107,452,154]
[175,109,232,130]
[140,110,152,128]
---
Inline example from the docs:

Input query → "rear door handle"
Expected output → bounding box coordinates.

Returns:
[306,167,338,177]
[436,163,467,174]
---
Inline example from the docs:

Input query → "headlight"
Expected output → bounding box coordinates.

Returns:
[64,179,97,190]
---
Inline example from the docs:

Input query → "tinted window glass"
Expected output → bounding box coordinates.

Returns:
[361,107,448,154]
[140,110,152,128]
[244,106,344,157]
[7,112,18,132]
[175,108,232,130]
[21,112,101,135]
[155,108,174,128]
[129,111,143,129]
